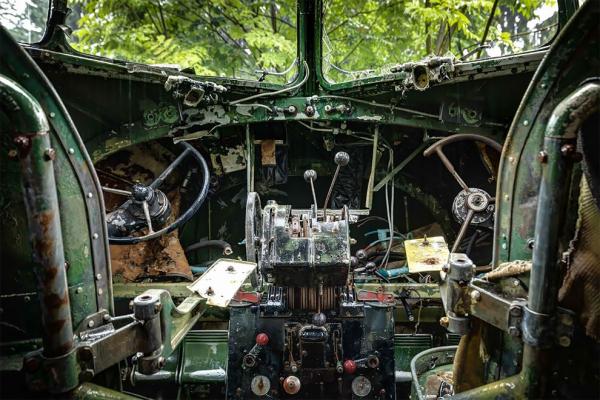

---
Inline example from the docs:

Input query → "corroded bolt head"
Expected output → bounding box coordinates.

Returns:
[560,144,582,161]
[43,148,56,161]
[305,105,315,116]
[439,316,450,328]
[470,290,481,303]
[508,327,521,337]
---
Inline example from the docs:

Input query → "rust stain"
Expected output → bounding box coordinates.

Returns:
[43,292,69,309]
[423,257,440,265]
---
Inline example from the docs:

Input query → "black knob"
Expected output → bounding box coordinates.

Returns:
[334,151,350,166]
[303,169,317,182]
[131,184,152,202]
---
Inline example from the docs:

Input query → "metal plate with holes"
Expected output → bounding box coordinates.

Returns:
[187,259,257,307]
[405,236,449,273]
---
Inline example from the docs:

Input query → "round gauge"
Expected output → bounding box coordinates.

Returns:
[351,375,372,397]
[250,375,271,397]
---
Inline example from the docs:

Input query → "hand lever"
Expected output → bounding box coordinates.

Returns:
[303,169,319,218]
[323,151,350,219]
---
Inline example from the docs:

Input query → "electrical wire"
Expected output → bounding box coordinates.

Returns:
[230,61,310,105]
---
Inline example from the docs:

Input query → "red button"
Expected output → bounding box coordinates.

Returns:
[343,359,357,374]
[256,332,269,346]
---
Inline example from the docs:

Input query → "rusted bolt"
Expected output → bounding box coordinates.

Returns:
[470,290,481,303]
[560,144,582,161]
[305,105,315,116]
[509,306,522,317]
[508,326,521,337]
[79,347,94,362]
[558,336,571,347]
[206,287,214,296]
[537,151,548,163]
[79,369,94,382]
[43,148,55,161]
[439,316,450,328]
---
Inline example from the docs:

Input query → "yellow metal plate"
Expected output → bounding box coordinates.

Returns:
[404,236,449,273]
[187,259,257,307]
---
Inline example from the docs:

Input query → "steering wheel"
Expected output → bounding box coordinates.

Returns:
[423,134,502,253]
[103,142,210,244]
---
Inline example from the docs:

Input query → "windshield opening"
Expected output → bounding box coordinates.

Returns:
[0,0,48,44]
[322,0,559,84]
[65,0,298,84]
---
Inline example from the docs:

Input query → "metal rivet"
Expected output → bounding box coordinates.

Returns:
[98,288,103,295]
[76,287,83,294]
[24,296,31,302]
[96,274,102,280]
[87,192,93,198]
[523,120,529,126]
[49,112,56,118]
[540,83,547,89]
[68,148,75,154]
[502,243,507,250]
[470,290,481,303]
[504,194,509,201]
[93,233,99,239]
[87,320,95,328]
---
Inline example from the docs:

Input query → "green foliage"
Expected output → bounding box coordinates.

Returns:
[68,0,298,82]
[324,0,558,82]
[63,0,557,83]
[0,0,48,44]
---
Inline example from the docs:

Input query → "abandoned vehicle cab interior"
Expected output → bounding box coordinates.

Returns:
[0,0,598,399]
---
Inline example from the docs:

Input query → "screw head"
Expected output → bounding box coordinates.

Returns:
[470,290,481,303]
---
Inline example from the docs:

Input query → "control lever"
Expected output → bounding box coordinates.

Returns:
[323,151,350,219]
[303,169,319,218]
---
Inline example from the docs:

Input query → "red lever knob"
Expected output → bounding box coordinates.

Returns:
[343,359,357,374]
[256,332,269,346]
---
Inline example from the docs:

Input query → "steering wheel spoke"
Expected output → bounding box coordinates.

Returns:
[424,134,502,253]
[142,200,155,234]
[150,147,192,189]
[102,186,132,196]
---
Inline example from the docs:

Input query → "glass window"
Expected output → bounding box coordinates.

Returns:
[66,0,298,84]
[0,0,48,44]
[323,0,559,83]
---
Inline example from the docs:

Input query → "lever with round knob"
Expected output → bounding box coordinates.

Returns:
[323,151,350,218]
[303,169,319,218]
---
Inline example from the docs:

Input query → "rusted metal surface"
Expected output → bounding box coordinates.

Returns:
[0,76,74,359]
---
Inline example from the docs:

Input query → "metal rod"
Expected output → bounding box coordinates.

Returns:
[0,76,74,358]
[102,186,132,196]
[522,83,599,398]
[322,164,341,218]
[309,178,318,217]
[365,126,380,208]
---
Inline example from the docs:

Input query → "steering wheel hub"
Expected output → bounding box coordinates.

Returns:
[452,188,494,225]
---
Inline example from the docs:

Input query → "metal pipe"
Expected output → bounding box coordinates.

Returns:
[521,82,599,398]
[529,82,599,314]
[0,75,74,358]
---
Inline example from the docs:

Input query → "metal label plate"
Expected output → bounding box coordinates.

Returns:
[187,259,257,307]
